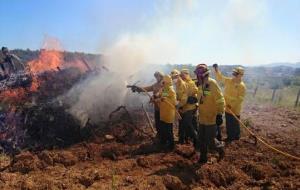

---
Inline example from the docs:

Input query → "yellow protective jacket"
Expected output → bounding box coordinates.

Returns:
[182,77,198,112]
[197,78,225,125]
[159,77,177,124]
[143,81,162,110]
[175,78,188,108]
[215,71,246,115]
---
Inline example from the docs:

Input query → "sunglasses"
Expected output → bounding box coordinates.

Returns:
[232,72,239,76]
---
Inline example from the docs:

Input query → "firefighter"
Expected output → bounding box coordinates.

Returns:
[194,64,225,164]
[180,69,199,147]
[131,71,164,140]
[213,64,246,142]
[170,69,188,144]
[1,47,25,77]
[154,75,176,150]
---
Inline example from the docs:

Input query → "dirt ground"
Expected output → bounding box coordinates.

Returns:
[0,103,299,190]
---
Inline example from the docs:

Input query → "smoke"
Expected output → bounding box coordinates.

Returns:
[64,35,164,124]
[64,1,200,124]
[41,35,64,51]
[64,0,269,124]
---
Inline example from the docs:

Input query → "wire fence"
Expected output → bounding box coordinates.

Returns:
[246,86,300,109]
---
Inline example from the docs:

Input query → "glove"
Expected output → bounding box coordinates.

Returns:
[130,86,142,93]
[187,96,198,104]
[216,114,223,126]
[151,97,161,103]
[178,107,183,113]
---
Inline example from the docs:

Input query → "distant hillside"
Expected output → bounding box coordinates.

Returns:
[264,62,300,68]
[158,63,300,90]
[2,49,300,88]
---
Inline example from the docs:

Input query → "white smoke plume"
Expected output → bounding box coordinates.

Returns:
[65,35,161,124]
[64,0,269,124]
[64,1,199,124]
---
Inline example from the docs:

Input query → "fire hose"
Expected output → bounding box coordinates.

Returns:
[228,108,300,161]
[137,86,182,120]
[142,104,156,135]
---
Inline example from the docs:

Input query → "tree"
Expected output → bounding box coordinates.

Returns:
[282,77,292,86]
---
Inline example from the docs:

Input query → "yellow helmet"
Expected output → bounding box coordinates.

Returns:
[232,67,244,75]
[162,75,172,86]
[170,69,180,77]
[180,69,190,75]
[154,71,164,79]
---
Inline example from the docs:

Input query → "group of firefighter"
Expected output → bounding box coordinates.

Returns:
[131,64,246,164]
[1,46,247,164]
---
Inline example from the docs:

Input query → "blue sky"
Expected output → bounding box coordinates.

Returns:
[0,0,299,65]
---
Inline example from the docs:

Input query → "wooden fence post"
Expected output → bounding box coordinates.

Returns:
[295,88,300,108]
[253,85,258,97]
[271,89,277,102]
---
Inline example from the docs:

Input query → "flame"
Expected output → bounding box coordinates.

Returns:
[29,77,40,92]
[28,49,63,74]
[0,88,26,103]
[0,47,89,103]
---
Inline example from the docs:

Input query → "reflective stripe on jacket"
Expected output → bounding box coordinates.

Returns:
[197,78,225,125]
[159,86,177,124]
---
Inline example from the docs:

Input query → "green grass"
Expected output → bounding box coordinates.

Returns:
[245,86,300,111]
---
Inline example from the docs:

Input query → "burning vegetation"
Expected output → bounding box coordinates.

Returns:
[0,48,98,155]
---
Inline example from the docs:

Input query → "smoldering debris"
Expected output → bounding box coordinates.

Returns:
[0,65,95,154]
[0,71,32,91]
[0,63,156,155]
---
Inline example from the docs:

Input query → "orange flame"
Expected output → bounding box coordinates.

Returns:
[29,77,40,92]
[28,49,63,74]
[0,88,26,103]
[0,46,89,102]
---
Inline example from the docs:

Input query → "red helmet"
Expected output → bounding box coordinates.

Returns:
[194,64,209,79]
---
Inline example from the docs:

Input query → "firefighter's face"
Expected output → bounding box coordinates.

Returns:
[197,75,208,85]
[232,72,243,80]
[180,73,187,80]
[155,75,162,82]
[171,75,179,80]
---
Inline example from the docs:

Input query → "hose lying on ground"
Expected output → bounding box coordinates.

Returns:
[228,108,300,161]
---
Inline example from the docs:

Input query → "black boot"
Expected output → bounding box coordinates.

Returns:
[178,138,184,144]
[198,155,208,164]
[193,138,200,150]
[217,147,225,162]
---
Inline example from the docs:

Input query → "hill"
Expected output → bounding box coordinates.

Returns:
[264,62,300,68]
